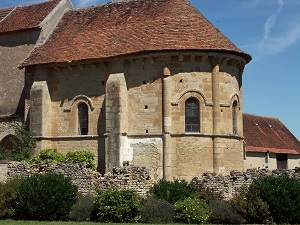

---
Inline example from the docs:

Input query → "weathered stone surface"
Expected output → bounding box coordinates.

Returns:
[2,161,154,196]
[2,161,300,198]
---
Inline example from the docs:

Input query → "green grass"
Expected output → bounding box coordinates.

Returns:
[0,221,178,225]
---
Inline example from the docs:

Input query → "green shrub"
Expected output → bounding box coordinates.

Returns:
[231,185,272,224]
[92,188,142,223]
[140,196,175,223]
[208,199,246,224]
[69,194,95,221]
[13,173,78,221]
[196,185,224,202]
[0,177,24,219]
[174,197,211,224]
[66,150,96,170]
[0,124,35,161]
[249,175,300,224]
[28,149,96,170]
[27,148,65,164]
[148,179,196,204]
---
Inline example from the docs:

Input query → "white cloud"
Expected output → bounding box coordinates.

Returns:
[264,15,276,40]
[277,0,283,12]
[257,25,300,57]
[262,0,284,40]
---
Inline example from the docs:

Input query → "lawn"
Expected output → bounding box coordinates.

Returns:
[0,221,175,225]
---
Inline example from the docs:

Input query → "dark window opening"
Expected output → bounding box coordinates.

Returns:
[276,154,287,169]
[78,103,88,135]
[185,98,200,132]
[232,101,238,134]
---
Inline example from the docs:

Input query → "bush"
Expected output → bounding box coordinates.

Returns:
[196,185,224,202]
[249,175,300,224]
[231,185,272,224]
[0,177,24,219]
[66,150,96,170]
[0,124,35,161]
[69,194,95,221]
[208,199,246,224]
[13,173,78,221]
[174,197,211,224]
[148,179,196,204]
[92,188,142,223]
[28,149,96,170]
[140,196,175,223]
[27,148,65,164]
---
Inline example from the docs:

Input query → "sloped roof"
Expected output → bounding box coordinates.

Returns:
[0,0,61,33]
[21,0,251,67]
[243,114,300,155]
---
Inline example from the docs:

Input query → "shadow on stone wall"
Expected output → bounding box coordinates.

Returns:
[1,160,300,198]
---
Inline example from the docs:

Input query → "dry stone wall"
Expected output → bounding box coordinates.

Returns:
[2,160,300,198]
[3,161,155,196]
[192,168,300,199]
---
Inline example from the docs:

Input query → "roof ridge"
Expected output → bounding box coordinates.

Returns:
[0,6,16,23]
[16,0,61,9]
[243,113,278,120]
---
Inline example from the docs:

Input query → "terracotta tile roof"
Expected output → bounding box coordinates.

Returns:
[21,0,251,67]
[243,114,300,155]
[0,0,61,33]
[0,7,14,22]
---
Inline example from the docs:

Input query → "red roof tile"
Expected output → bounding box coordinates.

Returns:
[243,114,300,155]
[0,0,61,33]
[21,0,251,67]
[0,7,14,22]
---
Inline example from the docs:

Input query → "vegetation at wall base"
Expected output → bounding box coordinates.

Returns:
[249,174,300,224]
[12,173,78,221]
[208,199,246,224]
[148,179,196,204]
[0,124,35,161]
[92,188,142,223]
[140,196,175,223]
[69,194,95,221]
[27,148,96,170]
[0,177,24,219]
[173,197,211,224]
[66,150,96,170]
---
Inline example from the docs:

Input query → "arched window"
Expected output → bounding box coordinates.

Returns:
[232,101,238,134]
[185,98,200,132]
[78,103,88,135]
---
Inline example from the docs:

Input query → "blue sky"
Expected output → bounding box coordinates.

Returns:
[1,0,300,140]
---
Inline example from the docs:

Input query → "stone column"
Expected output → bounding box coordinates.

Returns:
[30,66,51,150]
[105,73,128,172]
[162,67,173,180]
[212,61,225,174]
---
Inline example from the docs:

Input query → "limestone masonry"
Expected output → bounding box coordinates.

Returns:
[1,0,299,181]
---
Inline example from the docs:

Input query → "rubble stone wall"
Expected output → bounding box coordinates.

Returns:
[2,161,154,196]
[1,161,300,198]
[192,168,300,199]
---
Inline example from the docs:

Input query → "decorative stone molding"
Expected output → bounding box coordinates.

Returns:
[171,89,213,106]
[63,95,95,112]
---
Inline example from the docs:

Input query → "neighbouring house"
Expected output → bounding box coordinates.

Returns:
[1,0,299,181]
[0,0,73,147]
[243,114,300,170]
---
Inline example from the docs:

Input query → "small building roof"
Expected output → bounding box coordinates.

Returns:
[0,0,61,33]
[243,114,300,155]
[20,0,251,67]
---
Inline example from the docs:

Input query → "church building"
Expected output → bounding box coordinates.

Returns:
[1,0,299,181]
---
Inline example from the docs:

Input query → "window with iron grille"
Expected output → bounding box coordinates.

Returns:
[232,100,238,134]
[78,103,88,135]
[185,98,200,132]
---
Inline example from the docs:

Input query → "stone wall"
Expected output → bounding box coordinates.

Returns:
[1,161,154,196]
[192,168,300,199]
[2,161,299,198]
